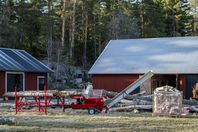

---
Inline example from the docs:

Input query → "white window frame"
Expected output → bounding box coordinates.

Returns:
[37,76,45,91]
[5,72,25,93]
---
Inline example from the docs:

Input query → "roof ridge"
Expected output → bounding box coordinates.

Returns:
[109,36,198,41]
[0,47,25,51]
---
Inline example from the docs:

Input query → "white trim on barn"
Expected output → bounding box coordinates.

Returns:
[37,76,45,91]
[5,72,25,93]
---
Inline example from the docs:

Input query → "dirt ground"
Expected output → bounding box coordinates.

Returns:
[1,103,198,132]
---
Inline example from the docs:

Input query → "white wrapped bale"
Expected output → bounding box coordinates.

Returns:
[153,85,182,116]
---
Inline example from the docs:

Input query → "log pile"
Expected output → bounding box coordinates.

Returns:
[110,105,152,112]
[3,90,83,98]
[3,90,56,97]
[3,87,198,114]
[104,90,148,101]
[3,89,103,98]
[0,116,17,125]
[104,87,198,114]
[53,89,83,97]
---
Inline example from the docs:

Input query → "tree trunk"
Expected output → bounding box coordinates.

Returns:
[56,0,66,84]
[69,0,76,61]
[109,105,152,112]
[104,90,152,101]
[172,11,176,37]
[82,4,88,71]
[61,0,66,47]
[140,1,144,38]
[56,45,60,84]
[46,0,53,66]
[98,33,102,55]
[4,90,83,97]
[4,91,55,97]
[187,105,198,112]
[93,16,97,60]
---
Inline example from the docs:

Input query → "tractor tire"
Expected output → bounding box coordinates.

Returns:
[88,108,96,115]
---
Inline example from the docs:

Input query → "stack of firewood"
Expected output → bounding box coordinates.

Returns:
[153,85,182,116]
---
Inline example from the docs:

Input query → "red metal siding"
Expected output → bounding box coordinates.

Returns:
[0,72,5,97]
[25,73,47,91]
[92,74,139,92]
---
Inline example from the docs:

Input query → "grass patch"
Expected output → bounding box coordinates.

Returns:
[0,106,198,132]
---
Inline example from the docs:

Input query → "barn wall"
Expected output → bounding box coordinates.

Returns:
[25,72,47,91]
[0,72,5,97]
[92,74,139,92]
[92,74,198,99]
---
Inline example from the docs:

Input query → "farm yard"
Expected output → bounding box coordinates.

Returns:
[1,79,198,132]
[1,0,198,131]
[1,104,198,132]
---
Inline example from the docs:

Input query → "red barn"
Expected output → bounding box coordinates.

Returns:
[89,36,198,99]
[0,48,53,97]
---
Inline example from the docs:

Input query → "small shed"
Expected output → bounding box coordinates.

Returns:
[89,36,198,99]
[0,48,53,97]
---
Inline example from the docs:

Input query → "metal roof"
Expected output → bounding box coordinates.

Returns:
[89,36,198,74]
[0,48,53,73]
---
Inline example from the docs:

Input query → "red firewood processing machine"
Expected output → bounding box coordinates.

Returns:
[64,71,154,114]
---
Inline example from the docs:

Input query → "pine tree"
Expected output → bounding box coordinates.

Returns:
[140,0,166,37]
[158,0,193,36]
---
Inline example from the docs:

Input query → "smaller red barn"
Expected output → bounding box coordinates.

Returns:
[0,48,53,97]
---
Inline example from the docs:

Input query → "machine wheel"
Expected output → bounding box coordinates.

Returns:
[88,108,96,115]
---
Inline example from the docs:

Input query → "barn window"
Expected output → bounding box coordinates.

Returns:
[6,72,25,92]
[37,76,45,91]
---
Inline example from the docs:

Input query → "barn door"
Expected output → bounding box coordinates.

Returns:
[186,75,198,99]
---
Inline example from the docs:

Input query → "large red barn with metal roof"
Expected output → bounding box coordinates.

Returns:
[0,48,53,97]
[89,36,198,99]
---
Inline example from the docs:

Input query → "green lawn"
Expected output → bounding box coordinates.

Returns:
[0,106,198,132]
